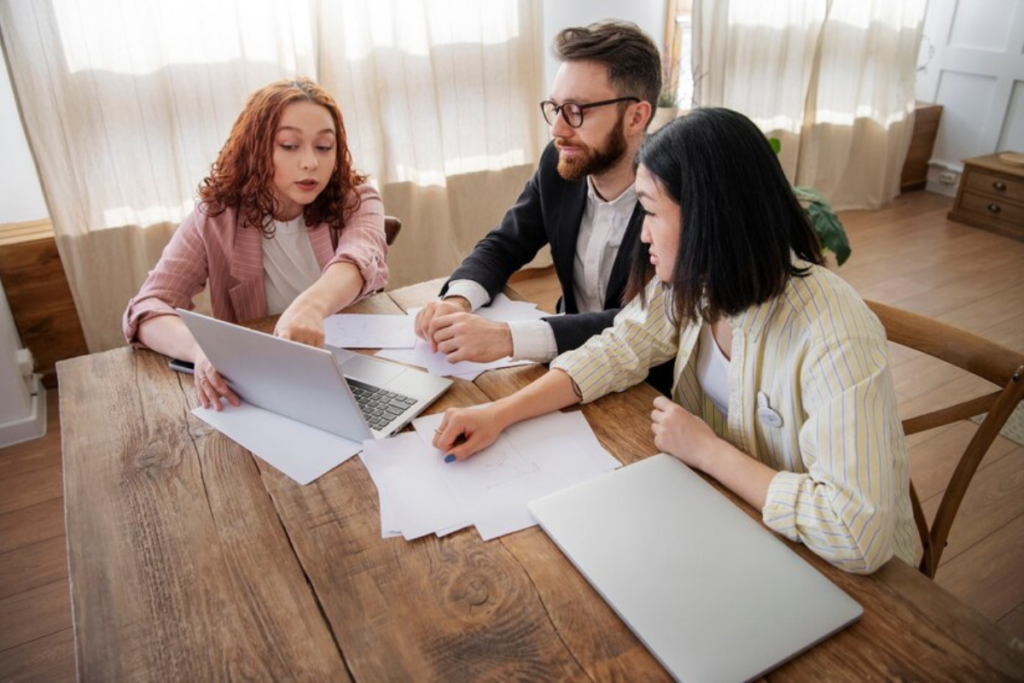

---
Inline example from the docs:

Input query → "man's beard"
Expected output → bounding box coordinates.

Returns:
[555,111,628,182]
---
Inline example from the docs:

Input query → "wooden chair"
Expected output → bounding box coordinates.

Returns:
[866,300,1024,578]
[384,216,402,246]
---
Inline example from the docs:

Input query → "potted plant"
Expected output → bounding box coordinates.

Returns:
[769,138,852,266]
[650,56,684,132]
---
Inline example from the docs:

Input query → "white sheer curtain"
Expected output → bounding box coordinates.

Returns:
[319,0,545,293]
[0,0,543,351]
[692,0,926,210]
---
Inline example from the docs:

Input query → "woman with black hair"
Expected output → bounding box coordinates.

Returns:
[434,108,916,574]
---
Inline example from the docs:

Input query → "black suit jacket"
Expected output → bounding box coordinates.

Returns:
[441,141,644,352]
[441,142,674,394]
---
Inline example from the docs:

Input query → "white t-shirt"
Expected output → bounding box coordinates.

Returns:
[262,217,322,316]
[696,322,730,418]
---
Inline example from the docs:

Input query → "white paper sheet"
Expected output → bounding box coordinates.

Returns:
[474,294,551,323]
[360,433,470,540]
[323,313,416,349]
[412,410,620,540]
[191,402,363,485]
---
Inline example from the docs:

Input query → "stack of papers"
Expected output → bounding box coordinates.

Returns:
[360,409,620,541]
[377,295,552,380]
[322,313,416,349]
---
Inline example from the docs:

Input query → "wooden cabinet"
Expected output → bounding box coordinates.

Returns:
[0,220,88,387]
[900,102,943,192]
[948,154,1024,242]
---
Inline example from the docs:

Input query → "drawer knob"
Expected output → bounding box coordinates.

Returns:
[993,181,1007,192]
[987,203,1002,214]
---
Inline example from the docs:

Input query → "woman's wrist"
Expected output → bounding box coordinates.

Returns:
[694,437,737,477]
[490,396,521,432]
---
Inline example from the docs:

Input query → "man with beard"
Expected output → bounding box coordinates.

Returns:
[415,21,669,389]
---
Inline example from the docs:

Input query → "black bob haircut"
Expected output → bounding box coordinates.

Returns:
[625,107,824,324]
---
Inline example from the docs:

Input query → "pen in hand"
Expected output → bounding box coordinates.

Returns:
[435,428,467,464]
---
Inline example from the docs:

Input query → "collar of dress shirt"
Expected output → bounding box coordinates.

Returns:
[586,175,637,211]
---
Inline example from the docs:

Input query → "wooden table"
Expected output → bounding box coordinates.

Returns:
[58,279,1024,681]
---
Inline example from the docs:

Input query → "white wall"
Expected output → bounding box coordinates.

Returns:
[0,44,48,224]
[0,45,49,445]
[542,0,665,92]
[915,0,1024,196]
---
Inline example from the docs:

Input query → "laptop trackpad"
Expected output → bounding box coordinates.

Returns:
[337,353,406,386]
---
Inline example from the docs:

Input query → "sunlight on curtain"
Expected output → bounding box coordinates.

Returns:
[321,0,541,187]
[337,0,521,59]
[692,0,926,210]
[693,0,825,176]
[796,0,926,209]
[54,0,314,75]
[15,0,316,234]
[319,0,545,293]
[0,0,543,351]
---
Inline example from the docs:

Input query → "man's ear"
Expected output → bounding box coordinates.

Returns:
[629,101,652,134]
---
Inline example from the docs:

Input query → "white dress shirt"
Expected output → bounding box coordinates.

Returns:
[445,177,636,361]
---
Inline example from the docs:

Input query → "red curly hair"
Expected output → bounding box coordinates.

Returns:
[198,77,366,238]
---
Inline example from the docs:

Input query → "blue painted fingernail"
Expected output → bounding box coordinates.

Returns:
[444,454,456,463]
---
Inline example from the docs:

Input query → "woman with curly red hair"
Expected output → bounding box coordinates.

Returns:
[124,78,387,410]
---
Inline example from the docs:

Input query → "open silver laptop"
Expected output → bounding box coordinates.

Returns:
[178,309,451,440]
[528,453,862,683]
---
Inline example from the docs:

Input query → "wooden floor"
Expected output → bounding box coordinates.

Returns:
[1,190,1022,680]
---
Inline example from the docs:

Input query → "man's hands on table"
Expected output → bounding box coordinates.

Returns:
[415,297,514,363]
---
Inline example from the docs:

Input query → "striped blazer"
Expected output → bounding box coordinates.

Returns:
[552,263,917,574]
[124,184,387,347]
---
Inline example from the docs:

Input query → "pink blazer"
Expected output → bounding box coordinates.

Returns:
[124,184,387,347]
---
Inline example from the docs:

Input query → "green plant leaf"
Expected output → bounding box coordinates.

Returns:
[793,186,852,266]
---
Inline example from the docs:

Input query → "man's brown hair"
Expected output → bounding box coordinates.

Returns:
[553,21,662,122]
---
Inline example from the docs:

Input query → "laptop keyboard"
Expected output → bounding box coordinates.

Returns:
[346,378,417,432]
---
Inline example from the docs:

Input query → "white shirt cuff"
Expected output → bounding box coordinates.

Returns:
[444,280,490,312]
[509,320,558,362]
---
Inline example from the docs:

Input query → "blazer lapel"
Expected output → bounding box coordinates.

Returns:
[604,203,645,308]
[228,224,267,322]
[307,222,335,270]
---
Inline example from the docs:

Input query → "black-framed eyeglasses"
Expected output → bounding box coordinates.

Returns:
[540,97,641,128]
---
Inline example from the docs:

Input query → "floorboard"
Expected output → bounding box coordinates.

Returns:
[0,629,75,683]
[0,536,69,601]
[0,580,72,652]
[0,498,65,555]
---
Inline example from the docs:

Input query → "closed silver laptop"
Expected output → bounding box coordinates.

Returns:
[529,453,862,682]
[178,309,451,440]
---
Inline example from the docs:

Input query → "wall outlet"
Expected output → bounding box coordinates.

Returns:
[939,171,958,185]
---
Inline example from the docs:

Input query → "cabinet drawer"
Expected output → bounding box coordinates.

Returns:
[959,191,1024,228]
[965,169,1024,203]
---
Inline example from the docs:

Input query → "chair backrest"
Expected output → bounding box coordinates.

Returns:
[867,300,1024,578]
[384,216,402,246]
